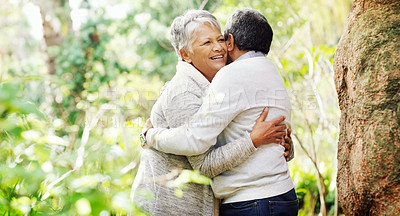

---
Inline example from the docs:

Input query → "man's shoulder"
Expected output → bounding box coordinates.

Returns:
[237,56,274,67]
[218,56,275,77]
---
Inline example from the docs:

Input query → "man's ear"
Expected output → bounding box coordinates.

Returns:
[227,34,235,52]
[179,49,192,63]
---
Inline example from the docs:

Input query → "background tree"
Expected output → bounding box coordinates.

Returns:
[334,0,400,215]
[33,0,72,75]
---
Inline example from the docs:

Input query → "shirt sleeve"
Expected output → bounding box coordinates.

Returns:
[187,132,256,178]
[146,70,247,156]
[163,86,258,178]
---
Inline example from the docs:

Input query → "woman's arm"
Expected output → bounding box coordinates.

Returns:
[187,132,255,178]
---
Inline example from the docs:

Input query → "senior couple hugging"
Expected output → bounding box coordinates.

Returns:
[132,8,299,216]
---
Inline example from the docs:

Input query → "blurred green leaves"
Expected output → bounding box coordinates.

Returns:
[0,82,43,141]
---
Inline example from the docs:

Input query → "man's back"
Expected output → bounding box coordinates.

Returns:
[209,54,293,204]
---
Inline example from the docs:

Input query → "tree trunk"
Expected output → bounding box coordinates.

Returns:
[33,0,72,74]
[334,0,400,215]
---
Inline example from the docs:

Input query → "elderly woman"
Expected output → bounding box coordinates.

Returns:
[131,10,290,215]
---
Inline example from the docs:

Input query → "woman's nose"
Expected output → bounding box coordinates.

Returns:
[213,42,222,51]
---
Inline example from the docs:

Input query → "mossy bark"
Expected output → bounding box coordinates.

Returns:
[334,0,400,215]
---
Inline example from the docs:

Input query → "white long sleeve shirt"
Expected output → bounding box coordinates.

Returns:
[147,52,294,203]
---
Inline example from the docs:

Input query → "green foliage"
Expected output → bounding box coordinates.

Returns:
[280,44,340,215]
[0,77,161,214]
[0,82,42,140]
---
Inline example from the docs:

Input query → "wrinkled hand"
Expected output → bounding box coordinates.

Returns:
[281,128,292,161]
[250,108,287,148]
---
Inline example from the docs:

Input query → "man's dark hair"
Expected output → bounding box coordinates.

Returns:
[224,8,273,55]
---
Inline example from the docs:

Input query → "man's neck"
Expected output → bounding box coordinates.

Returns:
[229,49,249,62]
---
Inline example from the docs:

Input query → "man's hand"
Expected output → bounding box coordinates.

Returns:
[250,108,287,148]
[281,128,293,161]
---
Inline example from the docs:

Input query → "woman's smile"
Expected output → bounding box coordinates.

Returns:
[183,23,228,81]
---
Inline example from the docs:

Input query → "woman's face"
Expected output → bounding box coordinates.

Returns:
[182,23,227,81]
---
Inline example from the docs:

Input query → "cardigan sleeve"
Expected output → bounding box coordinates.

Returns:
[187,132,256,178]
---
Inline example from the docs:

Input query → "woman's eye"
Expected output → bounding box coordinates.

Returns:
[202,41,210,45]
[218,38,225,42]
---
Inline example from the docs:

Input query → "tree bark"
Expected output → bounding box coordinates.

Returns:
[33,0,72,74]
[334,0,400,215]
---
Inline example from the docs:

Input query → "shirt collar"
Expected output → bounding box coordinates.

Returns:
[235,51,264,62]
[176,61,210,86]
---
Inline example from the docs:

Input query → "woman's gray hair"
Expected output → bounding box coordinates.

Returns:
[170,10,221,60]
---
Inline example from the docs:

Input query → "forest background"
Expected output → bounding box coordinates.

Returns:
[0,0,352,215]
